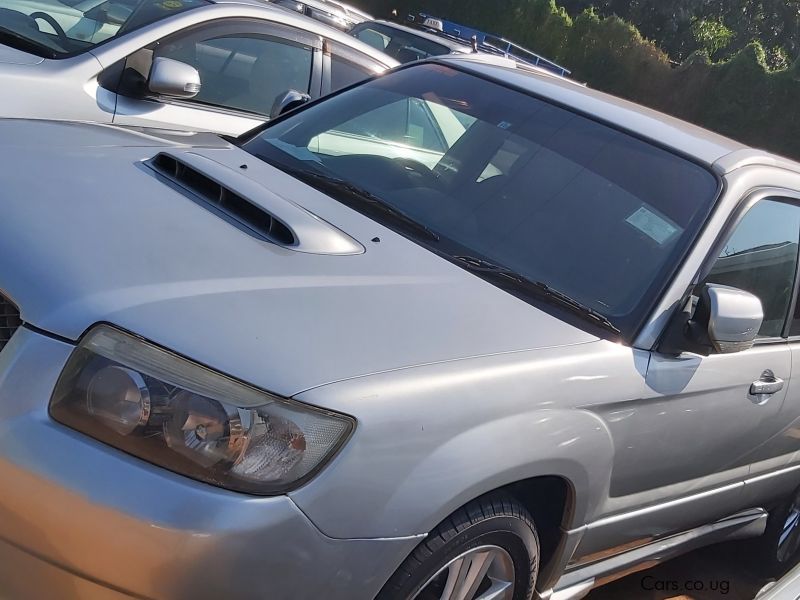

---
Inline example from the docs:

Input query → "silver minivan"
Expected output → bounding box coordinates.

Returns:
[0,0,395,135]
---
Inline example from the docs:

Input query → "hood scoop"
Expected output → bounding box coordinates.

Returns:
[148,151,364,256]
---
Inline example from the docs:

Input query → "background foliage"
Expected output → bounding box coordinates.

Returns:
[354,0,800,161]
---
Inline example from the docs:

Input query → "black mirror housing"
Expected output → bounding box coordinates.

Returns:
[270,90,312,120]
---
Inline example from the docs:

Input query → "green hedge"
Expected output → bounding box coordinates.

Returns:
[357,0,800,161]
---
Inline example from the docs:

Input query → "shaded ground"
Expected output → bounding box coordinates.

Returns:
[587,540,773,600]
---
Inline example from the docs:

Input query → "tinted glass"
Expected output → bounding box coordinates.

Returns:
[330,55,373,90]
[705,199,800,338]
[156,34,312,115]
[351,23,450,62]
[0,0,207,58]
[328,98,446,153]
[245,64,719,339]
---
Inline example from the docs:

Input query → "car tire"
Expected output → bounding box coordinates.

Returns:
[758,486,800,576]
[377,493,539,600]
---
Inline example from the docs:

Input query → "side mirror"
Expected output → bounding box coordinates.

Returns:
[270,90,311,119]
[660,283,763,356]
[148,57,201,99]
[702,284,763,354]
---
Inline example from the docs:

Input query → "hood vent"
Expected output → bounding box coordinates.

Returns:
[147,152,363,256]
[151,153,296,246]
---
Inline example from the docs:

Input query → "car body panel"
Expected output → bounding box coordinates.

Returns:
[0,43,44,65]
[290,339,647,539]
[0,328,419,600]
[0,119,598,398]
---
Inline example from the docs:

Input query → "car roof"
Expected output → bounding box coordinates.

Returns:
[204,0,396,67]
[435,55,795,172]
[356,20,472,53]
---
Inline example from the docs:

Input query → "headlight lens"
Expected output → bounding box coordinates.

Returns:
[50,325,354,494]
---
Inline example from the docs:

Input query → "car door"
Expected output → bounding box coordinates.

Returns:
[743,193,800,508]
[573,195,800,565]
[112,19,322,136]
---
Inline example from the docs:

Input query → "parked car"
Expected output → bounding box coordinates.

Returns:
[350,19,473,62]
[4,53,800,600]
[0,0,396,136]
[271,0,372,31]
[407,11,571,76]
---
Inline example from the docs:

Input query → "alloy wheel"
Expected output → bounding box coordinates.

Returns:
[412,545,516,600]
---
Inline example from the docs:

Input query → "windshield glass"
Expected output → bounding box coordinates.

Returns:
[244,63,720,339]
[0,0,208,58]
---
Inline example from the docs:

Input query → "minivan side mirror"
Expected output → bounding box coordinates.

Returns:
[148,57,201,99]
[660,283,763,356]
[270,90,311,120]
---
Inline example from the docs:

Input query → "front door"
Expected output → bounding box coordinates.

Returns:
[573,196,800,565]
[113,20,322,136]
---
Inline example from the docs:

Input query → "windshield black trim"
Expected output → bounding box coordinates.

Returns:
[0,26,60,59]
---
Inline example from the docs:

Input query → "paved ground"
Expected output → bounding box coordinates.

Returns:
[586,539,774,600]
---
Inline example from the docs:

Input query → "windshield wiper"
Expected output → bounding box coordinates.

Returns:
[278,166,441,242]
[0,27,59,59]
[453,255,621,335]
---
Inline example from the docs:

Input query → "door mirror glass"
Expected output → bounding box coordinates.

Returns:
[148,57,201,99]
[270,90,311,119]
[699,284,764,354]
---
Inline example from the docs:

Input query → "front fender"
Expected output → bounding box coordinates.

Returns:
[290,341,646,539]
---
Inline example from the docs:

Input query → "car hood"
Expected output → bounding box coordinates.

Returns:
[0,44,44,65]
[0,120,598,397]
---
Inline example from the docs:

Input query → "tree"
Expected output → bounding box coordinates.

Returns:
[691,17,734,57]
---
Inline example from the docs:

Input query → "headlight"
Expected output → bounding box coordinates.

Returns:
[50,325,354,494]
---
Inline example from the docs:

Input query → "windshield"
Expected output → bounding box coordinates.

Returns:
[0,0,208,58]
[244,63,720,340]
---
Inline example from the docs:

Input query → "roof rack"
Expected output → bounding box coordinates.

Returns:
[405,11,570,77]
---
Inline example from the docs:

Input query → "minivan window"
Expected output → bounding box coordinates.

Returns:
[0,0,208,58]
[245,64,720,339]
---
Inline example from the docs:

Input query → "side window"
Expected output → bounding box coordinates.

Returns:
[330,55,373,91]
[353,27,390,51]
[704,199,800,338]
[154,33,313,116]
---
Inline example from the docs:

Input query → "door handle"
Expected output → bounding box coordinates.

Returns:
[750,370,784,399]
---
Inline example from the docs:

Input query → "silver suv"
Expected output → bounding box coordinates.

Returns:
[1,55,800,600]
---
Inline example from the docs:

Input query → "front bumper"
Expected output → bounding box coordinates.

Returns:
[0,327,418,600]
